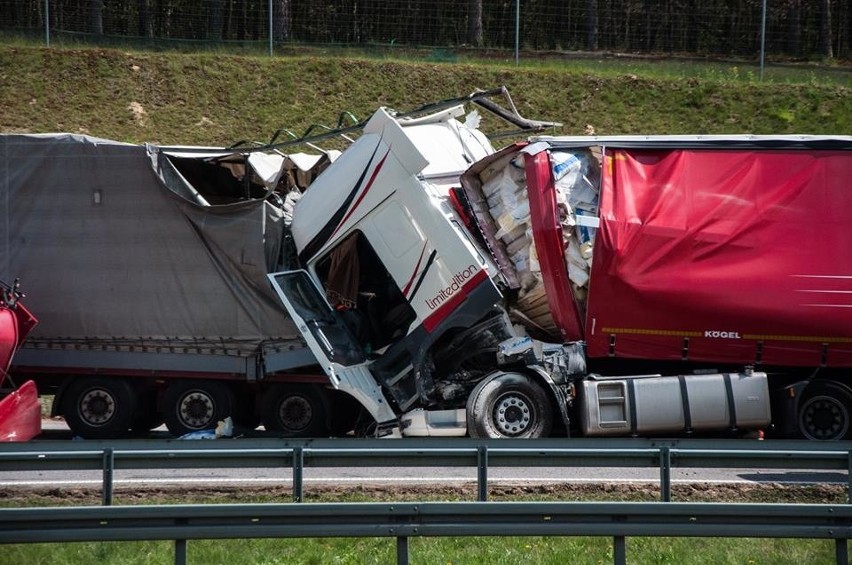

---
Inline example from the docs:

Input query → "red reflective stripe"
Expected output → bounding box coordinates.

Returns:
[524,150,585,342]
[422,269,488,333]
[402,242,428,297]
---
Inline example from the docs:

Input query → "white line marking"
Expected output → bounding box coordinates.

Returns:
[0,476,842,487]
[796,290,852,294]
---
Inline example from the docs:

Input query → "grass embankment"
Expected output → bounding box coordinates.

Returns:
[0,43,849,146]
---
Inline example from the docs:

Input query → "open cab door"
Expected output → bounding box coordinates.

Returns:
[267,270,399,434]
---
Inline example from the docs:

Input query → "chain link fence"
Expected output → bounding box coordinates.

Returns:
[0,1,849,63]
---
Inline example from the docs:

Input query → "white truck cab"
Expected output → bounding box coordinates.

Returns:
[269,106,508,436]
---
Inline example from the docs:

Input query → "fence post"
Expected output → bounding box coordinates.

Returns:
[477,445,488,502]
[268,0,273,56]
[175,519,188,565]
[102,448,114,506]
[759,0,767,79]
[44,0,50,47]
[293,447,304,503]
[659,446,671,502]
[837,538,849,565]
[847,451,851,504]
[514,0,520,65]
[397,535,410,565]
[613,535,626,565]
[175,539,187,565]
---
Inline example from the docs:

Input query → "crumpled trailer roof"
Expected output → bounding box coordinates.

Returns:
[0,133,301,357]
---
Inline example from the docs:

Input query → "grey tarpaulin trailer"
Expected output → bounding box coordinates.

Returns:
[0,133,331,438]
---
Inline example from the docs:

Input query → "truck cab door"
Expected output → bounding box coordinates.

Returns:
[267,270,398,429]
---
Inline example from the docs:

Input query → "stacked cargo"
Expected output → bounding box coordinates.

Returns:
[464,147,601,338]
[550,149,601,308]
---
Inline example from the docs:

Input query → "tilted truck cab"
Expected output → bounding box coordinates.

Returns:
[271,107,512,435]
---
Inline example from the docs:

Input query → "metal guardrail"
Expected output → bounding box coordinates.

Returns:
[1,501,851,565]
[1,437,850,503]
[2,438,851,564]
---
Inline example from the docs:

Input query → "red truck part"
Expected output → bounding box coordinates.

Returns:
[0,283,40,442]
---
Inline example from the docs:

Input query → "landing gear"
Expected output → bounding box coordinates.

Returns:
[466,372,553,439]
[797,382,852,441]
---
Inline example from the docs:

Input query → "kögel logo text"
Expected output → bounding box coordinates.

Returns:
[704,330,741,339]
[425,265,478,310]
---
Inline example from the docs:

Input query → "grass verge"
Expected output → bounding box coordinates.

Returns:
[1,482,845,564]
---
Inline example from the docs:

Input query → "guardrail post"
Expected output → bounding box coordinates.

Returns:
[836,538,848,565]
[659,447,671,502]
[477,445,488,502]
[293,447,304,503]
[396,535,410,565]
[175,519,188,565]
[613,535,626,565]
[102,448,114,506]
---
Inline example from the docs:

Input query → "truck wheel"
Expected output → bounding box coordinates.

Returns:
[466,372,553,439]
[797,382,852,441]
[163,380,235,437]
[261,384,329,437]
[62,378,137,439]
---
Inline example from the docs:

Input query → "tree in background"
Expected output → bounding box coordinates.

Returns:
[205,0,225,41]
[468,0,483,47]
[820,0,833,58]
[138,0,153,38]
[586,0,598,50]
[274,0,291,42]
[89,0,103,35]
[2,0,848,60]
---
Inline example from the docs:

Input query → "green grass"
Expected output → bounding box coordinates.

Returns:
[0,532,837,564]
[1,484,845,564]
[1,42,849,149]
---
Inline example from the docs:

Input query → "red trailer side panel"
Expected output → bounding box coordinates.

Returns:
[585,148,852,367]
[524,150,585,342]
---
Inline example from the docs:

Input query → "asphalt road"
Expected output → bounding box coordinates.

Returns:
[0,419,845,490]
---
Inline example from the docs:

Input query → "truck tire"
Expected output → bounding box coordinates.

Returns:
[466,372,553,439]
[163,380,235,437]
[61,377,137,439]
[797,382,852,441]
[261,384,329,437]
